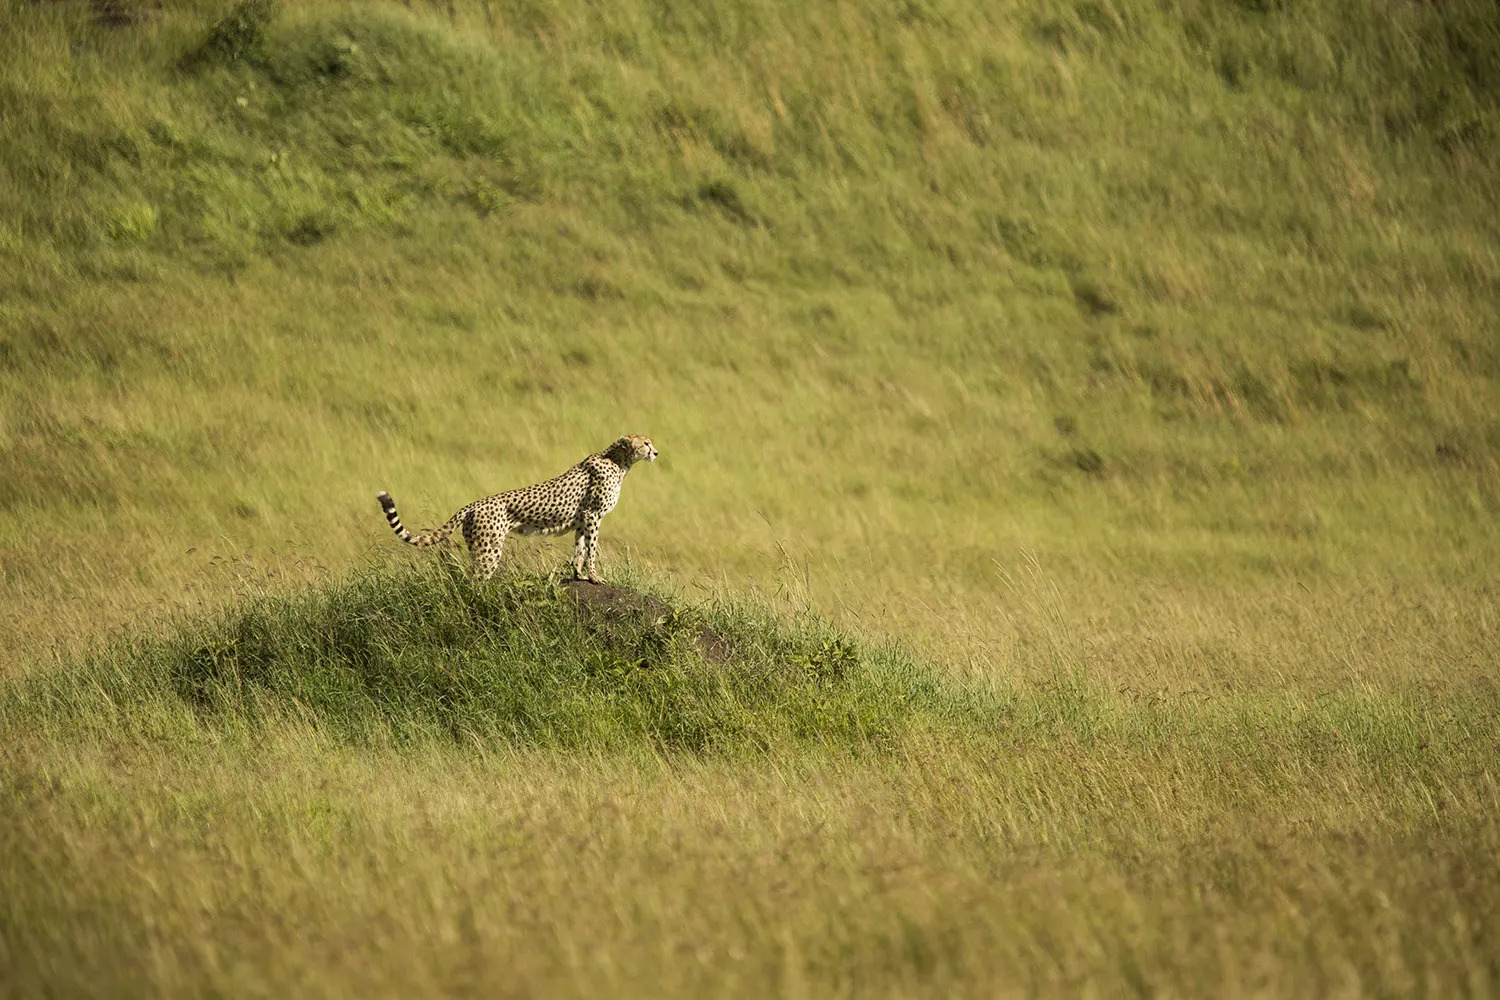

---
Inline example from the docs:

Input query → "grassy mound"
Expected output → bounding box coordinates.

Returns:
[12,566,978,753]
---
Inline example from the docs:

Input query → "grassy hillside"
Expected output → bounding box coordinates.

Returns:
[2,0,1498,995]
[2,0,1497,667]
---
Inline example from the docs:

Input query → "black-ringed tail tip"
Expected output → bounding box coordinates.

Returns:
[376,490,413,542]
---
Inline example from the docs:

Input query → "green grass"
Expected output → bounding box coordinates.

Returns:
[7,564,974,753]
[2,0,1499,995]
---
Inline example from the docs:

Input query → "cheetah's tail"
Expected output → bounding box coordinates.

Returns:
[376,491,460,548]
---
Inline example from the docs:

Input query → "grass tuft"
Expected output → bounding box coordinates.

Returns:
[180,0,278,72]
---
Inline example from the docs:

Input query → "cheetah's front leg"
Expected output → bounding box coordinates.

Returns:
[575,511,605,584]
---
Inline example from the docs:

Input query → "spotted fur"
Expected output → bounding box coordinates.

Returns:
[377,434,658,583]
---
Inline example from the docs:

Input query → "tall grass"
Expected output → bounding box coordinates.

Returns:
[3,562,1496,997]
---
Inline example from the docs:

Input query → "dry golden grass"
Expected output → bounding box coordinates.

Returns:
[6,708,1497,998]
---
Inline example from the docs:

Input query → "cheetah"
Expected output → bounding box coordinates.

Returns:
[377,435,658,584]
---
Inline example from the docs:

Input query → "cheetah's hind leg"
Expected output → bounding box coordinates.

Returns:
[572,528,589,582]
[463,512,510,581]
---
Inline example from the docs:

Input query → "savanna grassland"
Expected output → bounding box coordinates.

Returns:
[2,0,1499,996]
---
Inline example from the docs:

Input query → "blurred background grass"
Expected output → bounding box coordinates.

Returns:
[2,0,1495,675]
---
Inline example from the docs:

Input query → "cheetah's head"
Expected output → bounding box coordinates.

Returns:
[611,434,658,465]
